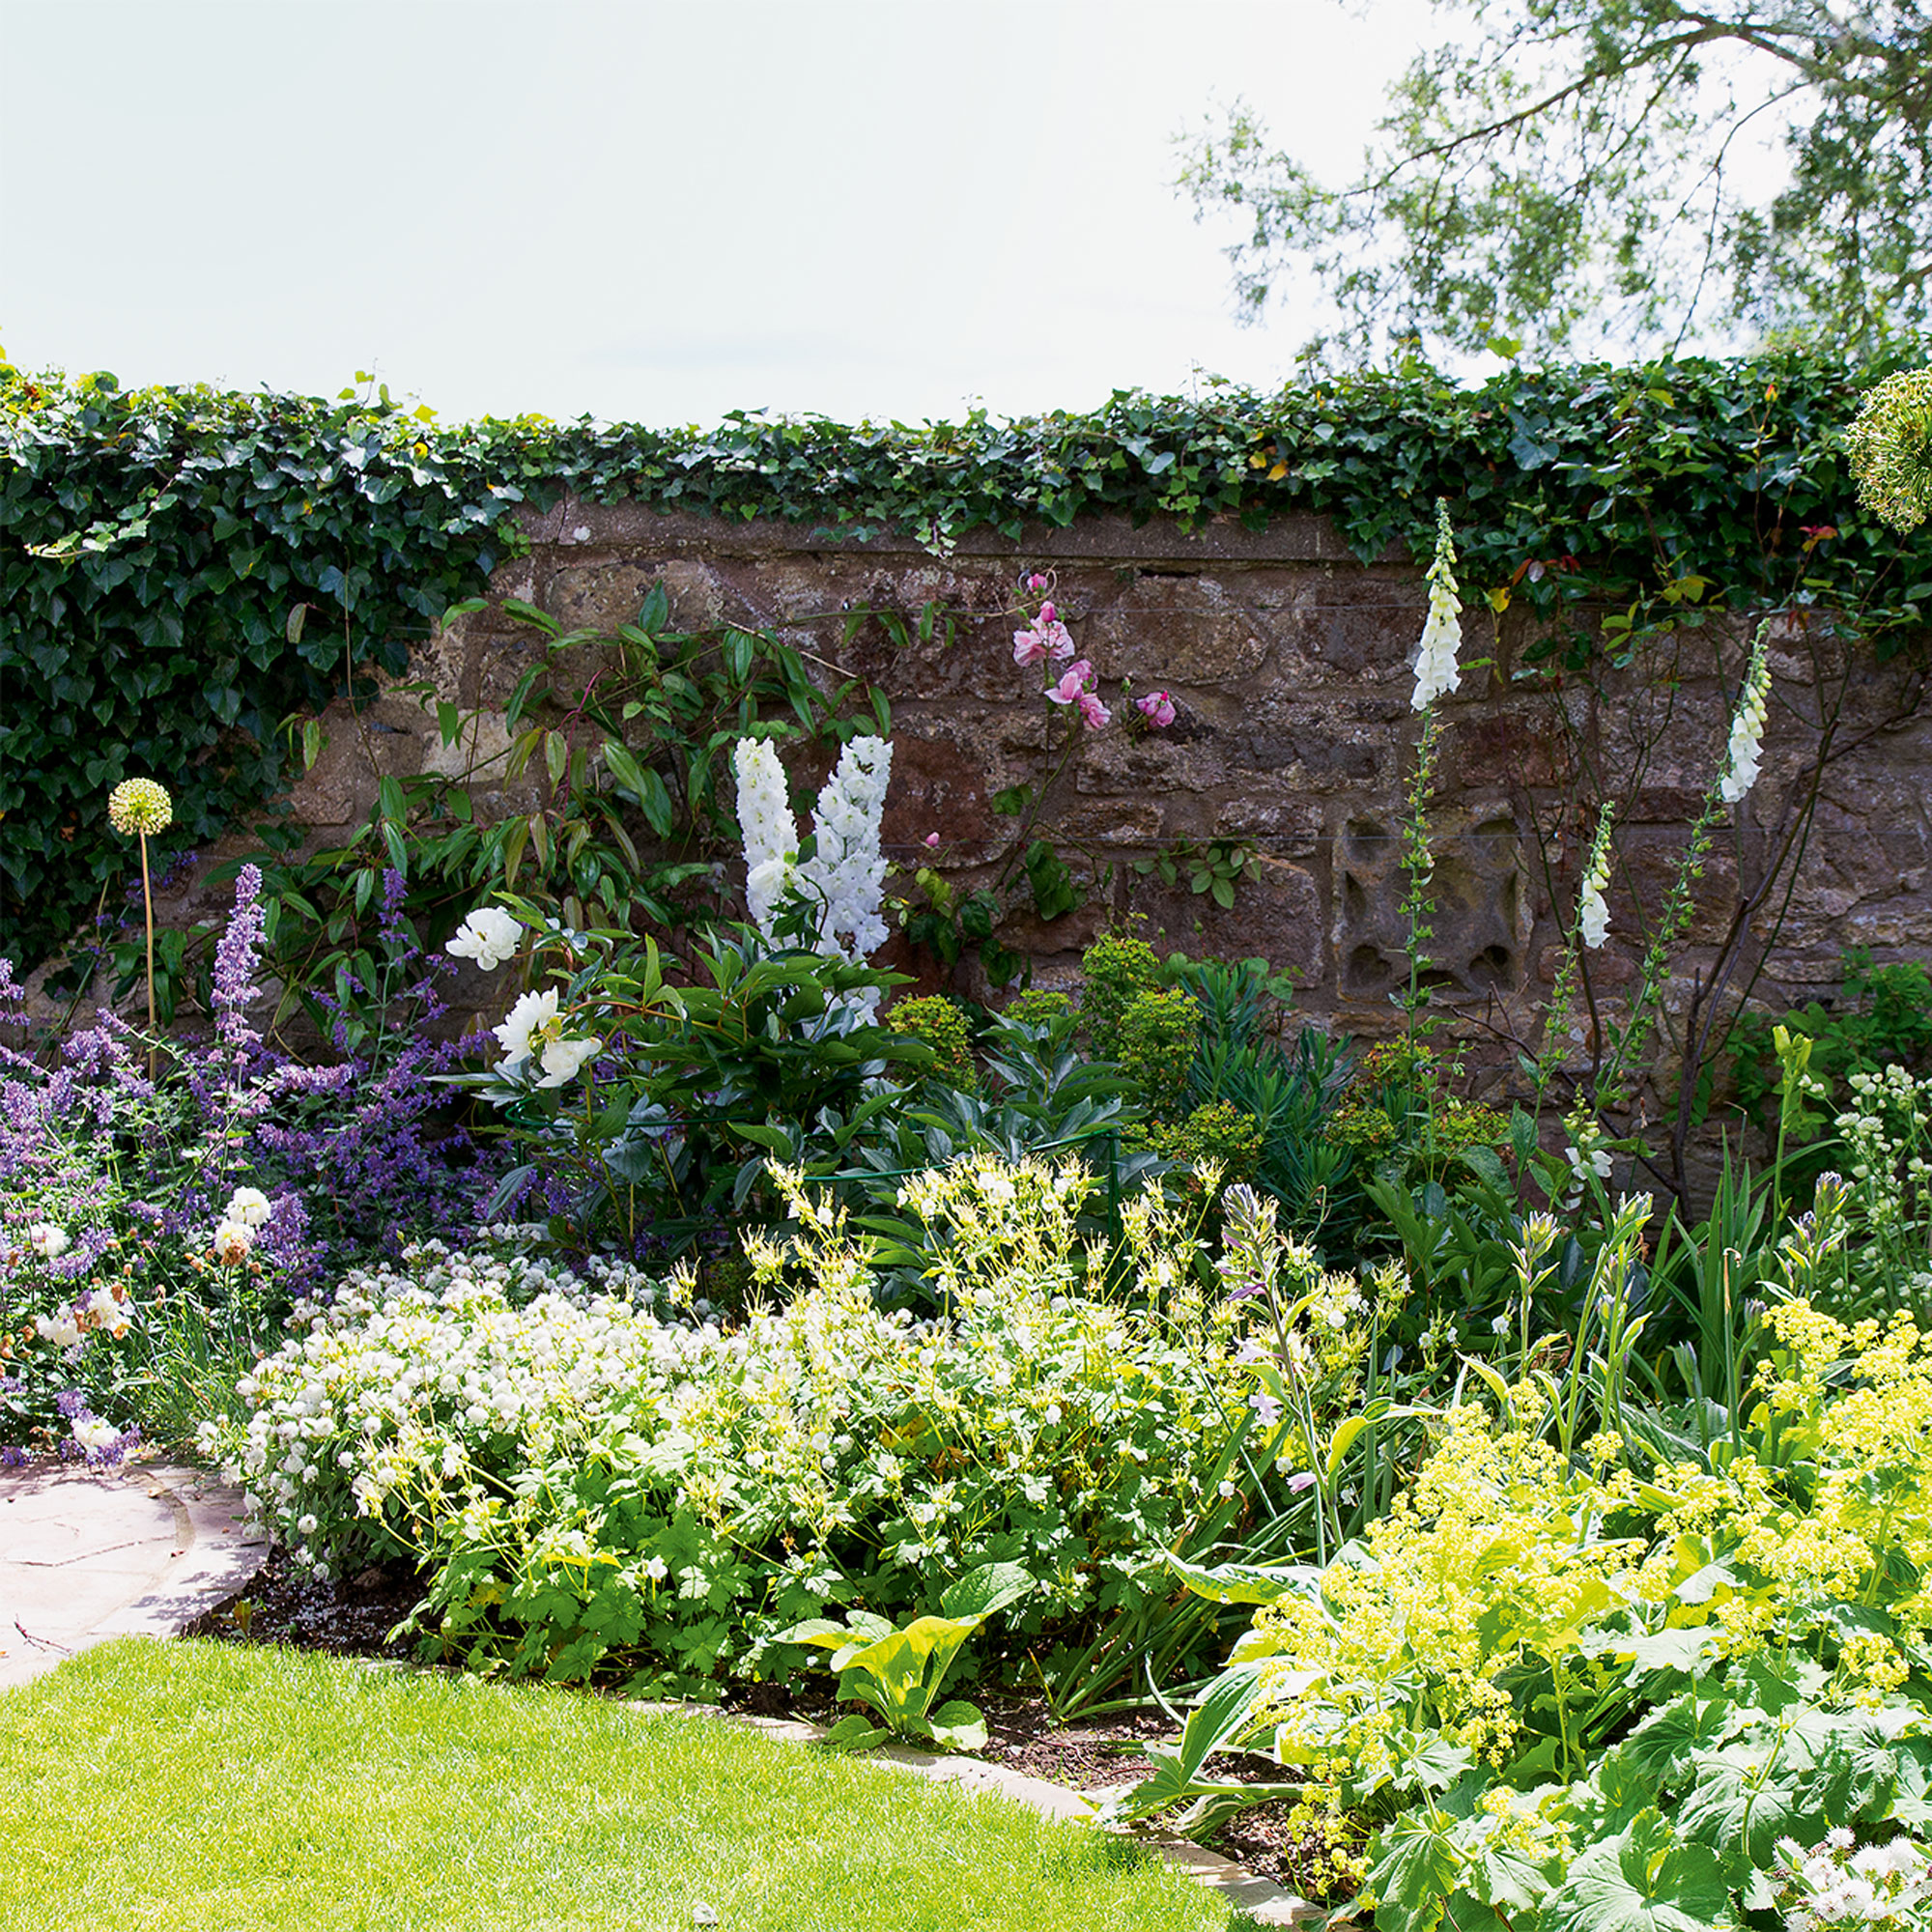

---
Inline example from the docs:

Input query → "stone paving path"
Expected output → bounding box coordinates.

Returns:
[0,1458,267,1690]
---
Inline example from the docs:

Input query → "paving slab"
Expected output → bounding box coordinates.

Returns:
[0,1459,268,1690]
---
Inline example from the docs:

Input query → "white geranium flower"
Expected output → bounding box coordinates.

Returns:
[225,1186,272,1230]
[446,905,524,971]
[25,1223,70,1261]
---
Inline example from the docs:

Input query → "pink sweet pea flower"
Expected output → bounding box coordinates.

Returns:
[1037,601,1056,624]
[923,832,941,849]
[1037,618,1076,661]
[1013,627,1051,668]
[1076,690,1111,730]
[1135,691,1177,728]
[1045,660,1094,706]
[1027,572,1049,591]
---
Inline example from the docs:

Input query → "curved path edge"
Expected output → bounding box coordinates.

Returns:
[0,1457,268,1689]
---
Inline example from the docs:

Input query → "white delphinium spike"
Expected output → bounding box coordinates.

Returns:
[1410,499,1463,713]
[1577,804,1615,949]
[1719,631,1773,805]
[731,738,800,939]
[798,735,893,964]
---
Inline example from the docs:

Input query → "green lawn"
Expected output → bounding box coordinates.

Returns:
[0,1640,1251,1932]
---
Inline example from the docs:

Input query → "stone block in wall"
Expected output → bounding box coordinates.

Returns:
[1332,805,1533,1006]
[1127,857,1323,984]
[1086,574,1275,686]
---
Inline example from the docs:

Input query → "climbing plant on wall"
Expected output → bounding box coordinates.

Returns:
[3,345,1928,970]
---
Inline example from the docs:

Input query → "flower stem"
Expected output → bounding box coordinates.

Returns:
[138,829,157,1077]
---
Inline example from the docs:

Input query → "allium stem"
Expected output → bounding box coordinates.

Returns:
[138,829,157,1076]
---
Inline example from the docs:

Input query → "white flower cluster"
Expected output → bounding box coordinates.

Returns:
[1577,806,1615,950]
[1719,632,1773,804]
[732,738,800,936]
[214,1161,1253,1632]
[732,735,893,973]
[446,905,524,972]
[1774,1826,1930,1929]
[213,1184,272,1266]
[220,1239,696,1576]
[492,987,601,1089]
[1833,1065,1932,1302]
[1410,502,1463,713]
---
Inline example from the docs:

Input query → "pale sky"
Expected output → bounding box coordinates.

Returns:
[0,0,1446,426]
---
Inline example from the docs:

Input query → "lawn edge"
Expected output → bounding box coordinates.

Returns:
[634,1699,1322,1927]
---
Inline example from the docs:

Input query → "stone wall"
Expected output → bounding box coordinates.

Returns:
[158,495,1932,1085]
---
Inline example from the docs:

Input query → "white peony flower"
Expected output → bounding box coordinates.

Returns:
[446,905,524,972]
[82,1288,130,1338]
[71,1416,120,1454]
[35,1312,82,1350]
[535,1034,602,1089]
[493,988,559,1070]
[492,987,600,1088]
[225,1186,272,1229]
[25,1223,70,1261]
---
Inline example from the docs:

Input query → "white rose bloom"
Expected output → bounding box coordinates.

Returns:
[446,905,524,971]
[225,1186,272,1229]
[25,1223,70,1261]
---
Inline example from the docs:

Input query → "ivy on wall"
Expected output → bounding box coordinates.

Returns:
[3,348,1927,970]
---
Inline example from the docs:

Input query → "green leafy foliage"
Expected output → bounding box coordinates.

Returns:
[778,1562,1033,1752]
[1114,988,1201,1122]
[1077,936,1165,1063]
[11,352,1930,972]
[885,996,977,1090]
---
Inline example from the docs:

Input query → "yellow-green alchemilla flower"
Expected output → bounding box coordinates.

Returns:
[107,777,174,836]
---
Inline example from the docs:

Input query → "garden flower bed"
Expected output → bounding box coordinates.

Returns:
[6,416,1932,1927]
